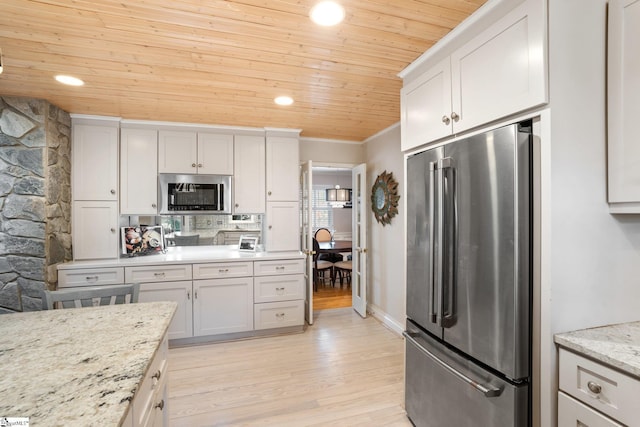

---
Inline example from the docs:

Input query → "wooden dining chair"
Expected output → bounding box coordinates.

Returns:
[313,238,334,291]
[41,283,140,310]
[333,260,352,288]
[314,228,332,242]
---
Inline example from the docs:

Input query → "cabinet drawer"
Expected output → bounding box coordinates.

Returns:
[254,259,304,276]
[558,391,623,427]
[58,267,124,288]
[254,274,304,303]
[254,300,304,330]
[193,261,253,279]
[559,348,640,426]
[125,265,192,283]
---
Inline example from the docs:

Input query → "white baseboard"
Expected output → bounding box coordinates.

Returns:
[367,303,405,337]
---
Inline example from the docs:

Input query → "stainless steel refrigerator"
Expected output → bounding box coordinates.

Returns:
[404,121,532,426]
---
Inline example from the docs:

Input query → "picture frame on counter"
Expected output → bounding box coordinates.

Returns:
[121,226,165,257]
[238,235,258,252]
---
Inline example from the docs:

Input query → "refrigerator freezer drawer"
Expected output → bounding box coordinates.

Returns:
[404,325,528,427]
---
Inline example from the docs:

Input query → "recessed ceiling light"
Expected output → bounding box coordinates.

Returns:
[55,75,84,86]
[310,1,345,26]
[274,96,294,106]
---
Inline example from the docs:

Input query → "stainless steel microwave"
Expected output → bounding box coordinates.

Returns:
[159,174,232,215]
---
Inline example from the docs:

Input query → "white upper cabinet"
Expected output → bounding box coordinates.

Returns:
[158,130,198,174]
[72,121,119,200]
[401,58,452,150]
[120,128,158,215]
[401,0,547,151]
[158,130,233,174]
[234,134,266,214]
[198,133,234,175]
[608,0,640,213]
[73,201,119,260]
[265,201,300,252]
[266,135,299,202]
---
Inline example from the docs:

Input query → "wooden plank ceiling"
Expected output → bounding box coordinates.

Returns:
[0,0,485,141]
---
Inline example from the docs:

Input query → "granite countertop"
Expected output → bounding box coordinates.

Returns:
[554,321,640,379]
[57,246,304,270]
[0,301,177,426]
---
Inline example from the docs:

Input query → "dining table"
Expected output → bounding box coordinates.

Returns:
[317,240,352,254]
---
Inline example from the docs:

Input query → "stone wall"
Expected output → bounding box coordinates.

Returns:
[0,96,72,313]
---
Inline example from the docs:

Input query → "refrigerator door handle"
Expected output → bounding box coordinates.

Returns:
[428,161,437,323]
[435,159,445,327]
[442,160,456,328]
[403,331,503,398]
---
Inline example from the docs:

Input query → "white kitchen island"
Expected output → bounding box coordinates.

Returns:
[0,301,176,426]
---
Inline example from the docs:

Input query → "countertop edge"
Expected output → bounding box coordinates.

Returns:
[554,321,640,379]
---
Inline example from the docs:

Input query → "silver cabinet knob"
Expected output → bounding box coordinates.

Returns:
[451,112,460,122]
[269,225,273,230]
[587,381,602,394]
[192,163,197,167]
[441,115,451,125]
[110,228,116,233]
[235,203,239,208]
[155,399,165,411]
[198,163,203,168]
[268,191,272,196]
[110,189,116,195]
[152,203,157,208]
[152,370,161,381]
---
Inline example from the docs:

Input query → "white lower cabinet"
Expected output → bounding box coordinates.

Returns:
[558,391,622,427]
[253,260,305,329]
[254,300,304,330]
[558,348,640,426]
[132,333,169,427]
[193,277,254,336]
[139,280,193,340]
[62,257,305,343]
[58,267,124,288]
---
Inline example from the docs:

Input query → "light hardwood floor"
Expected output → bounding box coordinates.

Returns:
[167,308,411,426]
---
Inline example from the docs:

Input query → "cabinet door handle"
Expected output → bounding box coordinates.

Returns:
[235,203,239,208]
[441,115,451,125]
[152,370,161,382]
[219,268,229,273]
[85,276,99,282]
[152,203,157,208]
[154,272,166,277]
[187,291,190,300]
[155,399,165,411]
[110,228,116,233]
[192,163,197,168]
[195,290,198,299]
[269,225,273,230]
[198,163,203,168]
[587,381,602,394]
[268,191,272,196]
[451,112,460,122]
[276,312,285,318]
[110,189,116,195]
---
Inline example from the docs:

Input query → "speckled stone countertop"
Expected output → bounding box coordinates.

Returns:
[555,321,640,379]
[0,301,177,426]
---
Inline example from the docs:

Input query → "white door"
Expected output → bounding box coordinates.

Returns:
[301,161,314,325]
[352,163,368,317]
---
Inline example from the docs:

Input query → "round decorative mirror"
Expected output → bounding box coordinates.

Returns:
[370,170,400,226]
